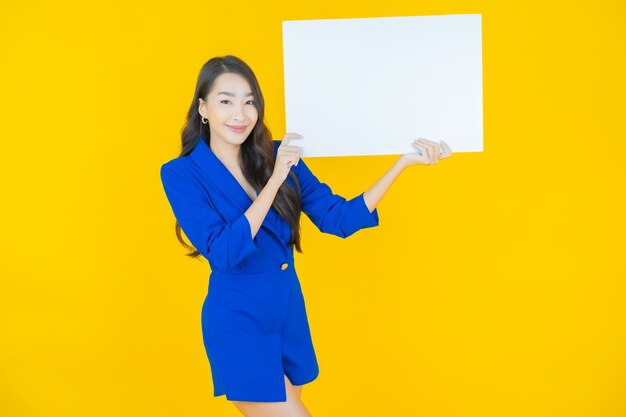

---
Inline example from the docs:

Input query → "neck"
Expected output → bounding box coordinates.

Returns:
[209,137,241,167]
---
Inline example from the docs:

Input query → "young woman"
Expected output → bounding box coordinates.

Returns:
[160,55,451,417]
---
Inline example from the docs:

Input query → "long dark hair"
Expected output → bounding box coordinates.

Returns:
[173,55,302,259]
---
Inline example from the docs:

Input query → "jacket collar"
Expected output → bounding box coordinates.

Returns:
[188,135,255,215]
[188,136,287,245]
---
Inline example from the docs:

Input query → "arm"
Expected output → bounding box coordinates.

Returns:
[244,176,282,239]
[362,137,453,211]
[293,157,380,238]
[160,162,260,268]
[362,158,409,213]
[245,134,304,238]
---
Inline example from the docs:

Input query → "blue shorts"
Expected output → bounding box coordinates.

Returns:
[200,255,319,402]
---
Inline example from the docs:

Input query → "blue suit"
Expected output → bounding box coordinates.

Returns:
[160,136,380,402]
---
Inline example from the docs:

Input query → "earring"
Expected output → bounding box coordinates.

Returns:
[201,117,208,124]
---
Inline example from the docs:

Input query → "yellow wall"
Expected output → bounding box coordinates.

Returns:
[1,1,624,416]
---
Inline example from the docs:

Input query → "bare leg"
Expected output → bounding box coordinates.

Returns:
[231,374,312,417]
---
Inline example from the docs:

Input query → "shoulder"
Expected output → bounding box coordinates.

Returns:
[160,155,198,186]
[160,157,185,178]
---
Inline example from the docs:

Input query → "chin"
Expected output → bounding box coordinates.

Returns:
[227,136,249,147]
[221,130,246,142]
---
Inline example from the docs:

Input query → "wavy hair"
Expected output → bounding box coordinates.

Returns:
[172,55,302,259]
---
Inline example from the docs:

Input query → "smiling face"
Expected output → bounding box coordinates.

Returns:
[198,72,259,148]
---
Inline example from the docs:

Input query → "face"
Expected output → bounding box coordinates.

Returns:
[199,72,259,148]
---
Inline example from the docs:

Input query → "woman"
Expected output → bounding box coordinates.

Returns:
[160,55,451,417]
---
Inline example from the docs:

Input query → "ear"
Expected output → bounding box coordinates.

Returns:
[198,98,206,119]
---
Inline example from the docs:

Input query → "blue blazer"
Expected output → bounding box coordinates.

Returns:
[160,136,380,274]
[160,135,381,401]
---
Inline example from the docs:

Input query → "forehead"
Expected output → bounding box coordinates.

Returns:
[211,72,252,93]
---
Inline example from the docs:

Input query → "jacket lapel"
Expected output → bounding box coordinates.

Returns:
[188,136,282,236]
[189,136,253,213]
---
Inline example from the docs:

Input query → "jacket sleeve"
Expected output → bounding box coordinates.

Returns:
[292,157,380,238]
[160,162,260,268]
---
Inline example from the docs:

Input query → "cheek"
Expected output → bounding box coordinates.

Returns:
[247,107,259,122]
[207,107,224,122]
[212,108,229,121]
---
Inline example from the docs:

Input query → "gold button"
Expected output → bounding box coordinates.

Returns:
[280,263,288,270]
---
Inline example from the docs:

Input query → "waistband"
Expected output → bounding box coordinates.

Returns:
[209,250,295,277]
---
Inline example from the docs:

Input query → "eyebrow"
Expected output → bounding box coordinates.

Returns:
[217,92,254,97]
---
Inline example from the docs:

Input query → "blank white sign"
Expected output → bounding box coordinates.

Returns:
[282,14,483,157]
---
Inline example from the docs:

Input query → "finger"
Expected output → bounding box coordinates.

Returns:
[278,147,302,162]
[418,138,437,147]
[418,141,432,161]
[424,140,441,163]
[410,143,429,163]
[417,138,435,153]
[419,138,438,163]
[411,141,428,152]
[285,154,301,167]
[281,133,303,148]
[411,141,427,159]
[278,149,301,159]
[440,141,451,156]
[285,155,301,167]
[278,150,301,166]
[280,145,302,154]
[283,132,303,140]
[412,139,432,150]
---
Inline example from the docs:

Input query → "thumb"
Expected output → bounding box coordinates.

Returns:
[281,132,303,148]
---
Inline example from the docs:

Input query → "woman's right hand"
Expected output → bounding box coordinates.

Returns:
[271,133,303,183]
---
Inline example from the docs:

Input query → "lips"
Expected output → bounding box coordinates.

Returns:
[227,125,247,133]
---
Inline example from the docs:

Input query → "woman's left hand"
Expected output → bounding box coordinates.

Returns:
[399,137,452,167]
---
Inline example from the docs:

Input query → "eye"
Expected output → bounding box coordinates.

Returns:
[246,100,255,105]
[220,99,231,104]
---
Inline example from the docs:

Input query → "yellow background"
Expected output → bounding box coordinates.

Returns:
[1,1,625,416]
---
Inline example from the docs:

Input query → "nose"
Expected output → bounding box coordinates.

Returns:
[232,103,245,121]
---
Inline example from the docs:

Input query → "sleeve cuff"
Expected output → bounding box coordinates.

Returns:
[340,192,379,236]
[221,214,260,268]
[355,192,380,228]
